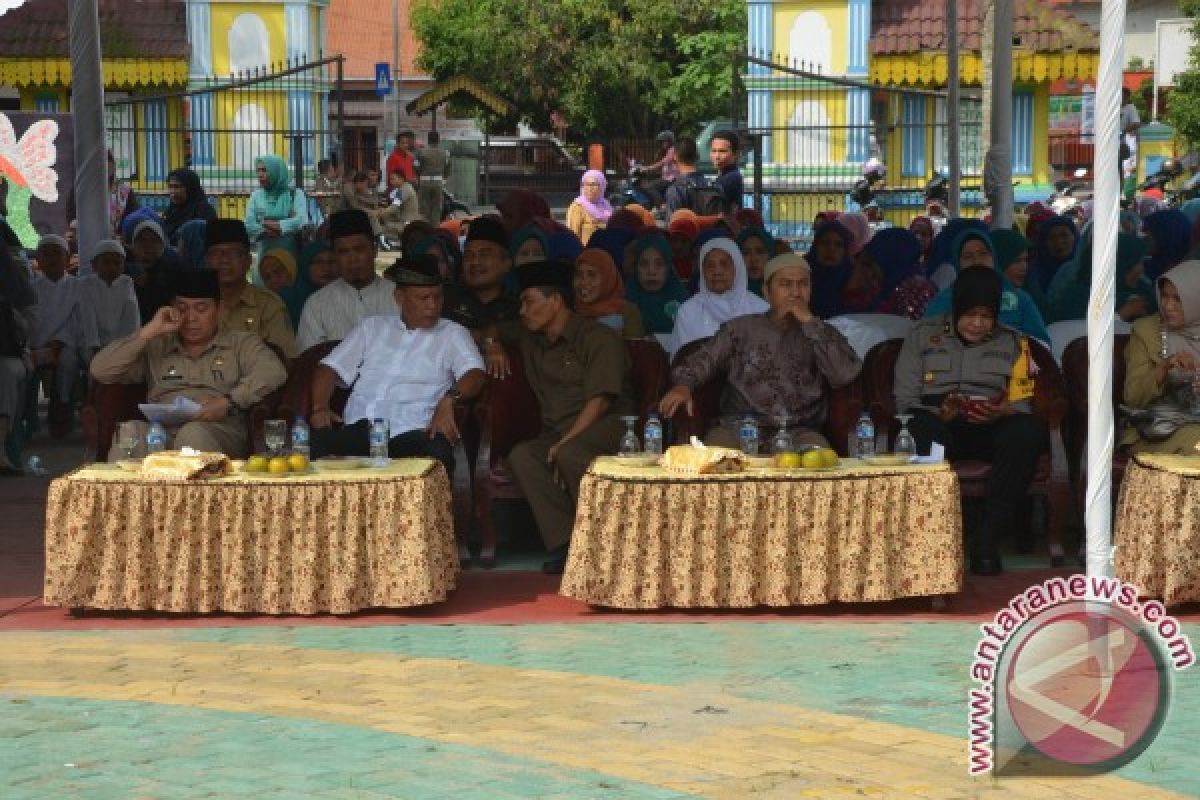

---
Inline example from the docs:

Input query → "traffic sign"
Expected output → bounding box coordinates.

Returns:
[375,63,392,96]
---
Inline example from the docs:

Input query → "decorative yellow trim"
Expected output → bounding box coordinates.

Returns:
[405,74,514,117]
[0,58,188,89]
[870,52,1098,88]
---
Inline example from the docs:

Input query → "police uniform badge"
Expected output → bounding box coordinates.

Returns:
[162,364,182,382]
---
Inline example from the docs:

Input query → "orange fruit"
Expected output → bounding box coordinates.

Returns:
[268,457,290,475]
[775,451,803,469]
[245,456,268,473]
[287,454,309,472]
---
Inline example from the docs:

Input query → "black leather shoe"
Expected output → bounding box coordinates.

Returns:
[970,557,1004,576]
[542,547,569,575]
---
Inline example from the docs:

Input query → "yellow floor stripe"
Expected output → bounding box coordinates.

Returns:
[0,633,1186,799]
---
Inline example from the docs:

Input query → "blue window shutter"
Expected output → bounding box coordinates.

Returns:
[902,96,926,178]
[1012,92,1034,176]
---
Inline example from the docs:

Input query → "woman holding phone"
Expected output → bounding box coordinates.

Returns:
[892,269,1049,576]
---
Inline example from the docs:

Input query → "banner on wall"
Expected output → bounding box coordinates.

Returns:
[0,111,75,249]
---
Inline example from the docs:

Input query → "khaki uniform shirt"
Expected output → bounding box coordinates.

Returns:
[90,329,288,411]
[893,316,1030,415]
[416,147,450,180]
[220,284,297,360]
[508,314,635,434]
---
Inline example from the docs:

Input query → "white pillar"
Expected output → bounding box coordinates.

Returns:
[1085,0,1126,578]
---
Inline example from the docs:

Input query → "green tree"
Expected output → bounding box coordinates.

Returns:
[410,0,745,139]
[1168,0,1200,145]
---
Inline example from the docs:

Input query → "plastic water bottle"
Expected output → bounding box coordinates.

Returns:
[855,411,876,458]
[738,416,760,455]
[369,417,390,467]
[291,416,311,458]
[643,414,664,455]
[146,422,168,454]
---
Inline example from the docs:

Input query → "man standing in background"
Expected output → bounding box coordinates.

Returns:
[416,131,451,224]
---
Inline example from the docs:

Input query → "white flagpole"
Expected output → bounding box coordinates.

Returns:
[68,0,108,274]
[1086,0,1125,578]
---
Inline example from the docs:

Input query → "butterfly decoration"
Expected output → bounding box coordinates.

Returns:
[0,112,59,204]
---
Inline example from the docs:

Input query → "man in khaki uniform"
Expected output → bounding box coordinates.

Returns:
[205,219,297,361]
[416,131,451,224]
[492,260,635,574]
[91,270,288,458]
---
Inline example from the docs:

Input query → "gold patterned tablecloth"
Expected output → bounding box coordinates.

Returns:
[43,459,458,614]
[1115,454,1200,607]
[559,458,963,609]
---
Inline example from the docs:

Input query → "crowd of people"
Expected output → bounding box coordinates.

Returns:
[4,132,1200,577]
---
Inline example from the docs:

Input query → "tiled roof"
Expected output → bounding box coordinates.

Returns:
[871,0,1098,56]
[326,0,422,80]
[0,0,188,59]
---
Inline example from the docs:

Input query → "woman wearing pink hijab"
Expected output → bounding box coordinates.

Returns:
[837,211,873,257]
[566,169,612,246]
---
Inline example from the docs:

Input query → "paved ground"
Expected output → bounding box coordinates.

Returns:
[3,428,1198,798]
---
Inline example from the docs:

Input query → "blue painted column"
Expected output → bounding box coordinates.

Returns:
[289,92,314,168]
[285,2,311,62]
[846,0,871,163]
[747,0,773,215]
[145,99,169,181]
[186,1,215,167]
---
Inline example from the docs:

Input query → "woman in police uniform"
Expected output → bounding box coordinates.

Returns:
[892,268,1049,576]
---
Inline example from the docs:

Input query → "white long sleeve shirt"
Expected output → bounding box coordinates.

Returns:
[76,273,140,351]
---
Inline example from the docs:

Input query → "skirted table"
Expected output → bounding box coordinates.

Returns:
[560,457,963,609]
[43,459,458,615]
[1115,453,1200,607]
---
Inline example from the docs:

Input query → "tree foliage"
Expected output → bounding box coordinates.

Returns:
[410,0,745,139]
[1168,0,1200,146]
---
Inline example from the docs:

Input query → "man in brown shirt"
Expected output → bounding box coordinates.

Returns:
[91,270,288,457]
[204,219,297,361]
[660,253,861,448]
[491,260,634,573]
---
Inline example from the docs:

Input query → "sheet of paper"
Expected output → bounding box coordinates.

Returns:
[138,396,203,427]
[910,442,945,464]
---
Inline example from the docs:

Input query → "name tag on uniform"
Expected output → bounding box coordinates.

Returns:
[923,371,936,384]
[161,364,183,382]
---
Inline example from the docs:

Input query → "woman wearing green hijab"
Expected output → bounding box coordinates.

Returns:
[244,154,311,260]
[278,240,335,329]
[1045,224,1154,324]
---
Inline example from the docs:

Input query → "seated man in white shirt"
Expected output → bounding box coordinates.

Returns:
[29,234,83,436]
[309,253,486,477]
[76,240,141,357]
[296,209,397,352]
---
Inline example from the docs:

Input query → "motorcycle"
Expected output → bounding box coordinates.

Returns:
[1049,168,1093,216]
[608,161,657,211]
[441,187,470,220]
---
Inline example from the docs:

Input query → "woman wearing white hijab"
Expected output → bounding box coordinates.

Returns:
[1122,259,1200,453]
[667,237,769,358]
